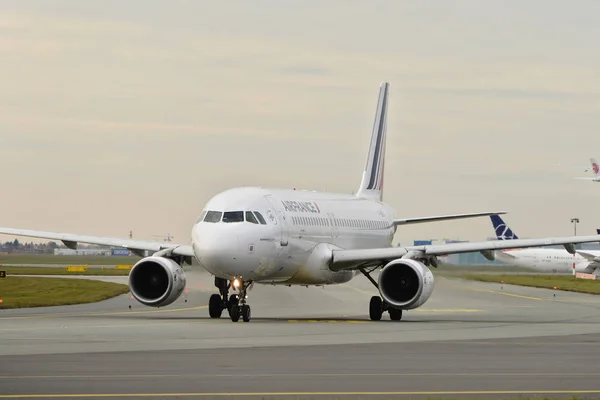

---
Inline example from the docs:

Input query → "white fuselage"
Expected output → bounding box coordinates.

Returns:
[496,248,597,273]
[191,187,396,286]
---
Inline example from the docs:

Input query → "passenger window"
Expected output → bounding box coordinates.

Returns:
[204,211,222,223]
[223,211,244,223]
[246,211,259,224]
[253,212,267,225]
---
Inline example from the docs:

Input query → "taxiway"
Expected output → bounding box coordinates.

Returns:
[2,270,600,398]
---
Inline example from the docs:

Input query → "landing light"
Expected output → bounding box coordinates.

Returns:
[232,278,241,288]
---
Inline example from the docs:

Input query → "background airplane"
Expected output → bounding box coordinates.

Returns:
[489,214,600,274]
[2,82,600,322]
[575,158,600,182]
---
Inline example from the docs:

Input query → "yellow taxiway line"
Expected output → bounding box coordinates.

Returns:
[2,389,600,398]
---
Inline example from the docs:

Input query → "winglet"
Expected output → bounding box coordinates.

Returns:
[356,82,389,201]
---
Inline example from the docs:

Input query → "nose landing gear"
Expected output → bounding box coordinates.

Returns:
[209,277,240,319]
[207,276,252,322]
[229,277,251,322]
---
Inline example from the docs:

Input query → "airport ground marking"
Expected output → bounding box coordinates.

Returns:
[4,372,600,380]
[447,279,544,301]
[0,305,207,321]
[0,320,200,333]
[343,283,483,313]
[343,283,377,296]
[4,389,600,398]
[474,288,543,301]
[411,308,481,312]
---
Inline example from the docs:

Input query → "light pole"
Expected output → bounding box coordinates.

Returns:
[571,218,579,236]
[570,218,580,275]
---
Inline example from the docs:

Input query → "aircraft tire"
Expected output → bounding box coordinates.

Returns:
[389,307,403,321]
[369,296,383,321]
[242,305,251,322]
[228,294,239,313]
[230,304,240,322]
[209,294,223,318]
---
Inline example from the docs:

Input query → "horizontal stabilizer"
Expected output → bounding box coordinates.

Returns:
[576,250,600,263]
[393,211,506,226]
[496,250,517,258]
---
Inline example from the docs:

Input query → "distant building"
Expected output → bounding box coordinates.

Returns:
[54,249,112,256]
[111,248,131,256]
[53,247,133,256]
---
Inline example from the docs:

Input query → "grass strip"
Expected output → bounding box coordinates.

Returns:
[1,266,130,276]
[0,254,141,265]
[0,276,129,309]
[459,273,600,295]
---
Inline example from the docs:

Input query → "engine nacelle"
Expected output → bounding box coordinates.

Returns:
[377,258,434,310]
[128,256,186,307]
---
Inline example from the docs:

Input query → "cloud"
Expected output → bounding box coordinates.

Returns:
[279,66,330,77]
[430,88,600,101]
[0,2,599,242]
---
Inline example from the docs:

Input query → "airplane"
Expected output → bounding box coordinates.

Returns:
[3,82,600,323]
[489,214,600,274]
[575,158,600,182]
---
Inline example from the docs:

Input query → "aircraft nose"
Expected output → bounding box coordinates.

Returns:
[193,226,241,276]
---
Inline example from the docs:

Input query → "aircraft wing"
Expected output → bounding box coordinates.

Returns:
[0,227,195,258]
[393,211,506,226]
[331,234,600,271]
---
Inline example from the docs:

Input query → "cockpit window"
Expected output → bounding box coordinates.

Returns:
[223,211,244,223]
[245,211,259,224]
[196,211,207,224]
[204,211,222,223]
[253,211,267,225]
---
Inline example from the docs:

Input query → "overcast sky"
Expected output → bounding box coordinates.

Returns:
[1,0,599,245]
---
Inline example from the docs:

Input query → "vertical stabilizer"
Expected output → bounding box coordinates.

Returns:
[356,82,389,201]
[490,215,519,240]
[591,158,599,177]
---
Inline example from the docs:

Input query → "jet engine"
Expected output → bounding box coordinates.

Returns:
[128,256,186,307]
[377,258,434,310]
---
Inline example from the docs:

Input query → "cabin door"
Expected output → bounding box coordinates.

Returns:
[265,196,289,246]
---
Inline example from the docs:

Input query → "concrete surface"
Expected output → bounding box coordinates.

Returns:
[2,270,600,398]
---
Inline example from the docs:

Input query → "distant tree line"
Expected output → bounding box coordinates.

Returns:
[0,239,112,254]
[1,239,59,254]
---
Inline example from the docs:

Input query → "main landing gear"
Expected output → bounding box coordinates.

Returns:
[208,276,252,322]
[368,295,402,321]
[359,267,403,321]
